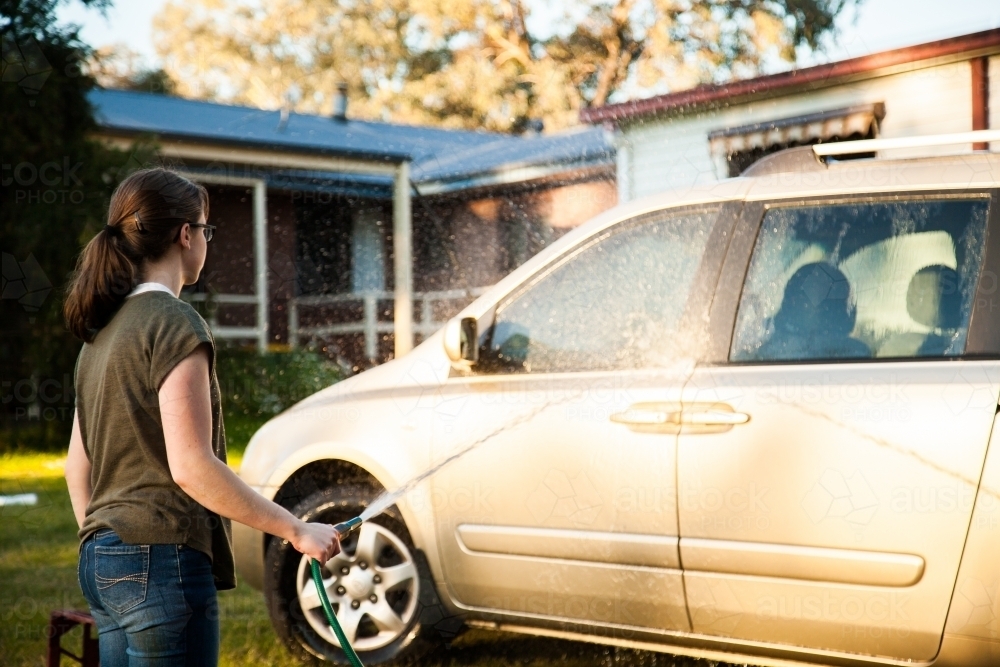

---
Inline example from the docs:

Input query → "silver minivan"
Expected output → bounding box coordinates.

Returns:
[236,136,1000,666]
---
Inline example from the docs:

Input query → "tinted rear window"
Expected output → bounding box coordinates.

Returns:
[731,198,990,362]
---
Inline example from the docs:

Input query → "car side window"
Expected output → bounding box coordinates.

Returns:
[730,198,990,363]
[479,207,720,374]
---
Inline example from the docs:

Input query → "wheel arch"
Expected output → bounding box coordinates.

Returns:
[258,442,442,587]
[266,458,386,555]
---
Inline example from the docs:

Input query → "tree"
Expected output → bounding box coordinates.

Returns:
[1,0,143,449]
[87,43,178,95]
[153,0,857,133]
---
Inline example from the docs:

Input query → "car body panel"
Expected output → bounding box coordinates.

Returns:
[678,362,1000,661]
[428,368,692,632]
[676,182,1000,661]
[678,538,926,587]
[942,411,1000,655]
[233,150,1000,666]
[456,524,681,568]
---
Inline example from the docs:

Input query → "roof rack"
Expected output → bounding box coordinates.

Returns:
[813,129,1000,158]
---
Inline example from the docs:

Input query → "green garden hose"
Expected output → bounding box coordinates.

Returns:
[310,558,365,667]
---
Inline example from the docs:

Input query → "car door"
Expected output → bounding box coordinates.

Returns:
[429,203,739,636]
[676,192,1000,662]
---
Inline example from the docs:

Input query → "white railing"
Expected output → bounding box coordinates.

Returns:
[289,287,491,358]
[184,292,264,341]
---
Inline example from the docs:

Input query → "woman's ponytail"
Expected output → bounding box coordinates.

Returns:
[63,169,209,342]
[64,225,139,341]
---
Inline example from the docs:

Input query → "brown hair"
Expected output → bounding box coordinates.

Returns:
[64,168,209,342]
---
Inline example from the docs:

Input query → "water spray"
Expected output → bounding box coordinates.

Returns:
[303,362,695,665]
[304,395,576,666]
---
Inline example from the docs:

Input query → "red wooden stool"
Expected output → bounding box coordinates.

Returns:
[47,610,99,667]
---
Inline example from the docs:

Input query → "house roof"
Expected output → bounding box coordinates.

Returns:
[580,28,1000,125]
[88,88,613,196]
[412,126,613,191]
[89,88,498,163]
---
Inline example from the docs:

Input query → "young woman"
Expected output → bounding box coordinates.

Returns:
[63,168,340,666]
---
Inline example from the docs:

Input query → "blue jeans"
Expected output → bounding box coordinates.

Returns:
[78,529,219,666]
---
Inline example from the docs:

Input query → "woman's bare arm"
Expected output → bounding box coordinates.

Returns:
[65,410,92,529]
[159,344,339,563]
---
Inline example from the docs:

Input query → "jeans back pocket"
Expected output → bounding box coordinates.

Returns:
[95,544,150,614]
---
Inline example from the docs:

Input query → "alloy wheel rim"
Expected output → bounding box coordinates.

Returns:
[296,521,419,652]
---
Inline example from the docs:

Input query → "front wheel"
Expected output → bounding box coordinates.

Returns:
[298,521,419,652]
[265,487,459,664]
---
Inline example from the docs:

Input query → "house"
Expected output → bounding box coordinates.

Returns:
[581,29,1000,202]
[89,89,616,369]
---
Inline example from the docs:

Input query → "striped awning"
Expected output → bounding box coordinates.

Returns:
[708,103,886,167]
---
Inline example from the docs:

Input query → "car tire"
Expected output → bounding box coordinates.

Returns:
[264,485,461,664]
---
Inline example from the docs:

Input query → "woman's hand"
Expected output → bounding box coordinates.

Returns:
[290,520,341,563]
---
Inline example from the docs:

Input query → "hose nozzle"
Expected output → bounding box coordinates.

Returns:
[333,516,363,538]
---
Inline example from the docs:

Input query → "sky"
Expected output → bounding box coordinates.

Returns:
[57,0,1000,74]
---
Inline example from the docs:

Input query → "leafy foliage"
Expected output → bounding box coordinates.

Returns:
[0,0,145,450]
[153,0,857,132]
[216,345,345,420]
[1,0,107,37]
[86,44,178,94]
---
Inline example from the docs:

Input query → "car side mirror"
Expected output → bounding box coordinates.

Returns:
[443,316,479,364]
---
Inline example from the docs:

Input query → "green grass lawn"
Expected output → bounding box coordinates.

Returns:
[0,452,729,667]
[0,452,297,667]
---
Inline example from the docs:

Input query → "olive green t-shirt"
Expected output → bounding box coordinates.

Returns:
[75,290,236,590]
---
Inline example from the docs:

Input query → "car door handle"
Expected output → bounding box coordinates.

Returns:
[610,402,749,434]
[680,402,750,433]
[681,410,750,426]
[610,408,681,425]
[610,403,683,433]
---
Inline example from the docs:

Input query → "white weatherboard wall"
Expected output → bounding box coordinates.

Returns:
[618,60,979,202]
